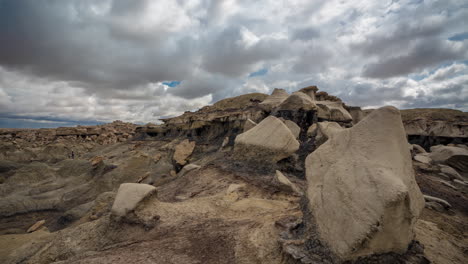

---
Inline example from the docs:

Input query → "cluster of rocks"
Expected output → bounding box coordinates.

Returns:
[401,108,468,149]
[412,144,468,189]
[135,87,359,146]
[1,86,467,263]
[231,101,425,262]
[0,120,136,147]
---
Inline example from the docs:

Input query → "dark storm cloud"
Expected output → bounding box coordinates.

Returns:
[0,0,196,90]
[200,26,286,77]
[362,39,466,79]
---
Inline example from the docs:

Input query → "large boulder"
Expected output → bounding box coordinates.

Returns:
[234,116,300,162]
[429,145,468,172]
[173,139,196,166]
[305,106,425,261]
[111,183,157,218]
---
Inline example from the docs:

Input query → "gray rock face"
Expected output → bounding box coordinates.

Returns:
[305,106,425,261]
[234,116,300,163]
[111,183,157,218]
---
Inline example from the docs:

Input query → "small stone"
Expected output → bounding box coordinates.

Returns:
[27,220,46,233]
[90,156,104,166]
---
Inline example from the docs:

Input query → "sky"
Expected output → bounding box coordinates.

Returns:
[0,0,467,128]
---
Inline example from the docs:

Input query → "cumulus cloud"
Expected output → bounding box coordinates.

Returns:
[0,0,467,127]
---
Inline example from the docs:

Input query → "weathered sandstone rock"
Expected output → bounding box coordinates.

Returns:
[414,154,432,164]
[429,145,468,172]
[275,170,301,194]
[234,116,300,162]
[259,88,289,111]
[178,164,201,177]
[243,119,257,132]
[283,120,301,139]
[277,92,317,112]
[173,139,196,166]
[111,183,157,218]
[314,121,343,146]
[26,220,46,233]
[316,101,353,122]
[305,106,425,260]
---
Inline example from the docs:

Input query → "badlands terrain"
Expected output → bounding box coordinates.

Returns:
[0,86,467,264]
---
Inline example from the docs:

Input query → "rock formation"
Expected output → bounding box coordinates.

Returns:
[234,116,300,162]
[305,106,425,260]
[0,86,466,264]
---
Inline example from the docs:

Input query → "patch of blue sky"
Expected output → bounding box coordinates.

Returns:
[448,32,468,42]
[248,68,268,78]
[162,81,181,87]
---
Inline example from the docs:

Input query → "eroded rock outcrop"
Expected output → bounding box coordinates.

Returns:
[234,116,300,163]
[305,106,425,261]
[173,139,196,166]
[429,145,468,173]
[111,183,157,219]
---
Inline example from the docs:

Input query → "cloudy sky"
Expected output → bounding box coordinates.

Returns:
[0,0,467,128]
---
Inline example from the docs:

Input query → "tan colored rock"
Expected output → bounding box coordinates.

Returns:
[243,119,257,132]
[429,145,468,172]
[111,183,157,218]
[316,101,353,122]
[90,156,104,166]
[298,86,318,100]
[412,144,426,154]
[178,164,201,177]
[275,170,301,194]
[277,92,317,111]
[283,120,301,139]
[27,220,46,233]
[259,88,289,111]
[414,154,432,164]
[305,106,425,261]
[153,153,162,162]
[234,116,300,162]
[307,123,318,137]
[173,139,196,166]
[315,121,343,146]
[348,106,365,124]
[424,195,451,209]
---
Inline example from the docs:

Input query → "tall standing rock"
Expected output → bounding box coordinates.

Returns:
[234,116,300,163]
[305,106,425,261]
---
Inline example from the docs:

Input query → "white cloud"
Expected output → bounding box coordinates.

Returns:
[0,0,467,127]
